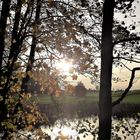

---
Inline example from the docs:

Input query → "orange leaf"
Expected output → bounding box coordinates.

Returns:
[72,74,77,80]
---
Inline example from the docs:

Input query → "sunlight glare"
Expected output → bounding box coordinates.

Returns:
[55,59,73,73]
[60,126,78,139]
[41,125,78,140]
[60,127,69,137]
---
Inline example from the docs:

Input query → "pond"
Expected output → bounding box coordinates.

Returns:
[41,116,140,140]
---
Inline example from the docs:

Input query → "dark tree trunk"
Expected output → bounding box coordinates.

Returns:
[0,0,22,131]
[8,0,22,61]
[3,0,23,93]
[26,0,41,73]
[21,0,41,93]
[21,36,37,93]
[0,0,11,130]
[99,0,114,140]
[0,0,11,80]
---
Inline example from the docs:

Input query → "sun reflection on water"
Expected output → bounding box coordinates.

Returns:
[42,125,78,140]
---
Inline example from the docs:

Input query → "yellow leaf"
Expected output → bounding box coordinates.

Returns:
[48,0,53,6]
[55,90,61,97]
[0,96,3,101]
[26,125,33,131]
[27,71,32,77]
[26,114,36,122]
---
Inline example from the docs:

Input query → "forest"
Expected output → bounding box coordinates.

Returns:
[0,0,140,139]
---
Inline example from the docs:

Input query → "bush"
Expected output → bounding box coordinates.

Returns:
[75,82,87,97]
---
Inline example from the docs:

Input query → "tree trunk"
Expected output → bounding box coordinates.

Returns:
[8,0,22,61]
[99,0,114,140]
[21,0,41,93]
[0,0,11,80]
[3,0,23,94]
[0,0,11,130]
[0,0,23,132]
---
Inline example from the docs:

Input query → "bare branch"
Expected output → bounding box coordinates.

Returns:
[135,132,140,140]
[113,37,140,45]
[119,61,131,71]
[112,67,140,107]
[113,56,140,63]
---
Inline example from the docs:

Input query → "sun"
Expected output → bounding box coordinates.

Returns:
[60,127,69,137]
[55,59,73,73]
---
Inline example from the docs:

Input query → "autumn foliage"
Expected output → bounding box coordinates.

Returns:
[65,84,75,95]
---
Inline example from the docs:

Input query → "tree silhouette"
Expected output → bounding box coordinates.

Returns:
[75,82,87,97]
[0,0,140,139]
[99,0,114,139]
[99,0,140,139]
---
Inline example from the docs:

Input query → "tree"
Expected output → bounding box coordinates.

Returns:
[49,1,140,139]
[99,0,114,139]
[0,0,98,138]
[99,0,140,139]
[0,0,140,139]
[75,82,87,97]
[0,0,11,130]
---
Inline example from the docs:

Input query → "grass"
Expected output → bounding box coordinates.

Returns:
[112,90,140,104]
[116,94,140,103]
[34,90,140,105]
[35,94,99,104]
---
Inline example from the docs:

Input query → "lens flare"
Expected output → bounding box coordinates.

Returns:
[60,127,69,137]
[55,59,73,73]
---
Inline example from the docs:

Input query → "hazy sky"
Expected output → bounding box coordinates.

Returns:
[112,63,140,90]
[67,66,140,90]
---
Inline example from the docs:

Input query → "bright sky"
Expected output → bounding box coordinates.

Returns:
[66,68,140,90]
[112,0,140,90]
[54,1,140,90]
[112,63,140,90]
[66,1,140,90]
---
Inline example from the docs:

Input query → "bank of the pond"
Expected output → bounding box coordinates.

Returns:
[39,102,140,124]
[35,92,140,105]
[35,93,140,124]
